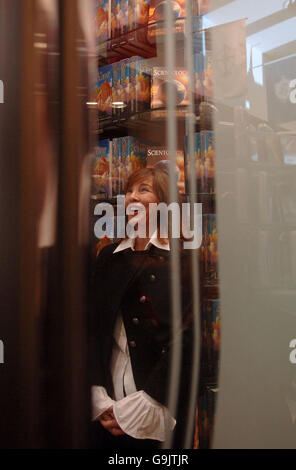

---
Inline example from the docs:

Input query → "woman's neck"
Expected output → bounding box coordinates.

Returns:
[134,237,150,251]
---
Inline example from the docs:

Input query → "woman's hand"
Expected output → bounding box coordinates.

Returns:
[99,406,126,437]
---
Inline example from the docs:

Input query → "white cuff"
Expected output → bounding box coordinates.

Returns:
[113,390,176,441]
[91,386,115,421]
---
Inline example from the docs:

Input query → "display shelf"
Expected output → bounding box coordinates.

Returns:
[94,4,220,451]
[97,106,202,140]
[97,17,204,65]
[97,99,221,137]
[97,29,156,65]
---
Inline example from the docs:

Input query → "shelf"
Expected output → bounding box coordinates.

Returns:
[99,107,199,130]
[97,109,200,142]
[97,28,156,64]
[97,17,204,65]
[97,101,219,140]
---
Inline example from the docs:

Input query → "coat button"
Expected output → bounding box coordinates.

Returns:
[161,347,166,355]
[150,274,156,282]
[132,318,139,325]
[129,341,136,348]
[140,295,147,304]
[159,256,165,262]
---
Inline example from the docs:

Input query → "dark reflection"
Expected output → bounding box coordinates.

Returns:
[30,0,60,448]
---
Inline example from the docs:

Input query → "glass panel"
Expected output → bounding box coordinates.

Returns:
[91,0,209,450]
[204,0,296,449]
[91,0,296,450]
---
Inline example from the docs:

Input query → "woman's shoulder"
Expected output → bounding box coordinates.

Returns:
[92,242,121,281]
[96,241,119,261]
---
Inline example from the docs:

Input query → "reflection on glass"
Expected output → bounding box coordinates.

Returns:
[207,0,296,449]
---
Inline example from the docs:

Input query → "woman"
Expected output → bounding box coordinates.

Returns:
[89,167,196,449]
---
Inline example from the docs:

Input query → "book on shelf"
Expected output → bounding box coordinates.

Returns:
[146,145,185,194]
[148,0,186,24]
[122,0,129,35]
[121,58,131,115]
[147,0,202,42]
[97,64,113,119]
[130,56,140,113]
[112,137,123,195]
[94,0,210,47]
[197,0,210,16]
[151,66,189,109]
[200,213,219,287]
[106,0,150,42]
[111,136,148,195]
[111,0,121,38]
[128,0,150,45]
[184,131,215,195]
[109,57,150,117]
[95,0,111,43]
[135,58,152,112]
[92,139,113,198]
[111,60,122,117]
[203,299,220,377]
[122,135,148,181]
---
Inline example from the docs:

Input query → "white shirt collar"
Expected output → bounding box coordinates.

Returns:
[113,232,170,254]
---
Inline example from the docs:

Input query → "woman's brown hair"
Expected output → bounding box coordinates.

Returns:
[124,167,190,246]
[124,167,170,245]
[125,167,169,204]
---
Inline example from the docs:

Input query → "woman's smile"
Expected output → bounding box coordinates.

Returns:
[125,176,159,224]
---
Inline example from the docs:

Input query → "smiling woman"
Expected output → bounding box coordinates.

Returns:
[124,168,167,250]
[93,167,202,249]
[89,167,197,449]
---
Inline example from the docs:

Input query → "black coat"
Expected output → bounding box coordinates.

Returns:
[89,241,197,448]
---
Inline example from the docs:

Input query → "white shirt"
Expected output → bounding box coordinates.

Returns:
[92,235,176,441]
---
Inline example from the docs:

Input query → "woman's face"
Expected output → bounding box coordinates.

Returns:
[125,176,159,229]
